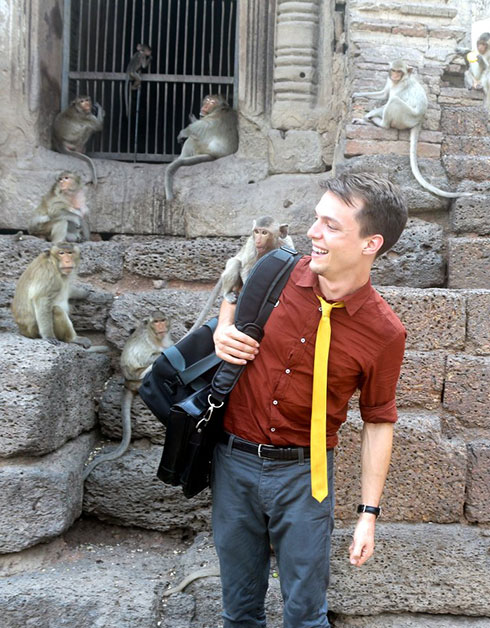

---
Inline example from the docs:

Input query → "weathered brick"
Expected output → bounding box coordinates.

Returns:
[447,237,490,289]
[392,24,427,37]
[378,288,466,351]
[442,155,490,182]
[451,193,490,235]
[428,28,466,40]
[465,440,490,523]
[399,129,443,143]
[442,135,490,156]
[335,411,466,523]
[440,106,489,136]
[443,354,490,429]
[345,139,440,158]
[352,20,393,34]
[345,124,398,141]
[464,290,490,355]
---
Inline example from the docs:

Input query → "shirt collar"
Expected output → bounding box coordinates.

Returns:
[294,256,374,317]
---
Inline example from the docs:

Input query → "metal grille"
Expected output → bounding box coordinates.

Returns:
[62,0,237,162]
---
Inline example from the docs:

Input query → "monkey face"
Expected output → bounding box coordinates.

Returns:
[477,41,488,54]
[390,69,404,83]
[75,97,93,114]
[151,319,168,338]
[54,247,76,275]
[253,228,273,256]
[57,172,78,192]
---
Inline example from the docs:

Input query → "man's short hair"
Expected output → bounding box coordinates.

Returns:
[320,172,408,257]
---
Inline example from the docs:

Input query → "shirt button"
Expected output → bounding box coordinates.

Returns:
[270,427,276,432]
[300,338,306,343]
[272,400,278,405]
[285,368,291,374]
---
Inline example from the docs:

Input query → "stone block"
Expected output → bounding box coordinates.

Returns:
[440,106,489,136]
[69,285,114,332]
[378,287,466,351]
[0,433,95,553]
[393,24,428,38]
[371,218,445,288]
[329,523,490,615]
[443,155,489,182]
[448,237,490,289]
[0,235,46,280]
[465,290,490,355]
[83,444,212,533]
[442,135,490,157]
[345,139,440,159]
[335,411,466,523]
[77,240,125,283]
[0,334,110,457]
[123,236,244,282]
[334,613,490,627]
[99,375,165,444]
[443,355,489,429]
[396,350,445,410]
[105,289,220,349]
[451,192,490,235]
[336,155,449,214]
[345,124,398,141]
[268,130,325,174]
[465,440,490,523]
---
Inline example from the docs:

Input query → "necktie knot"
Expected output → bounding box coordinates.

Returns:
[317,296,345,318]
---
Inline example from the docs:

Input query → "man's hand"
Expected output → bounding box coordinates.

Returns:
[214,323,259,365]
[349,513,376,567]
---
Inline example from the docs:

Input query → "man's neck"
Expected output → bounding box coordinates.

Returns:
[317,271,371,301]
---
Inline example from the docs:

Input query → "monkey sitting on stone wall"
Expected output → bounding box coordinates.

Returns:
[187,217,294,335]
[28,171,90,243]
[352,59,471,199]
[83,312,172,479]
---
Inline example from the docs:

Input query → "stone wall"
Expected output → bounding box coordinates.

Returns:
[0,0,489,627]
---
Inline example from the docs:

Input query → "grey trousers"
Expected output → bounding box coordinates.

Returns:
[211,437,335,628]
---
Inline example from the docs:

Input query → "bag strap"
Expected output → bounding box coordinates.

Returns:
[210,247,301,400]
[164,318,220,384]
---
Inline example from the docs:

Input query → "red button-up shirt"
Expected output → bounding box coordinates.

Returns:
[223,257,406,449]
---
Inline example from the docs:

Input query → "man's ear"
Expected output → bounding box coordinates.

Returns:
[362,234,384,256]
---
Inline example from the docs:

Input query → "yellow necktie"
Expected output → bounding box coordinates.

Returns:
[311,296,345,502]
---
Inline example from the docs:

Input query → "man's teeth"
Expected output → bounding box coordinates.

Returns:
[313,245,328,254]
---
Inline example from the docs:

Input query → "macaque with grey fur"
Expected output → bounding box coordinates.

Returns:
[83,312,172,479]
[165,94,238,200]
[11,243,92,348]
[464,33,490,109]
[352,59,471,198]
[52,96,104,185]
[187,217,294,335]
[28,171,90,243]
[125,43,152,116]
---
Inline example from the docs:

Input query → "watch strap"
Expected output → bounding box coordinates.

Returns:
[357,504,381,518]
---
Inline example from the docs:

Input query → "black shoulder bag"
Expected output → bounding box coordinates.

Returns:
[140,247,301,498]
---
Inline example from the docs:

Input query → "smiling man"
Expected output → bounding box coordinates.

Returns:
[212,172,408,628]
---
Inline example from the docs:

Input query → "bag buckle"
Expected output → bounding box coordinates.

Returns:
[196,395,224,431]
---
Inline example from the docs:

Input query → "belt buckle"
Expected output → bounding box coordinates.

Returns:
[257,444,264,458]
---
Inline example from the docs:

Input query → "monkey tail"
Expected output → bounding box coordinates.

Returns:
[165,154,215,201]
[64,149,98,186]
[124,77,130,118]
[162,566,220,597]
[83,388,133,480]
[409,127,471,198]
[185,278,223,337]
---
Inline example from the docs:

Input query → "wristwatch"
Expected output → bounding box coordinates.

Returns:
[357,504,381,518]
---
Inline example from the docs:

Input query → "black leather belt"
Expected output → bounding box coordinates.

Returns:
[221,433,310,461]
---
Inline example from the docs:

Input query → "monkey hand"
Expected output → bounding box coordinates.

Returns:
[214,324,259,366]
[177,130,188,143]
[73,335,92,349]
[95,103,105,118]
[352,117,368,125]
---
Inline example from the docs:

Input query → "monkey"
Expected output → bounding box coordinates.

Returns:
[11,243,93,348]
[464,33,490,108]
[125,43,152,116]
[164,94,239,201]
[162,566,220,597]
[352,59,471,199]
[52,95,104,185]
[83,312,172,480]
[187,217,294,335]
[28,171,90,243]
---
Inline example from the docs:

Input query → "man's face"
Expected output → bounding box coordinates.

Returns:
[307,191,369,279]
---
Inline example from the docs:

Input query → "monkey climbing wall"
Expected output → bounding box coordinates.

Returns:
[63,0,237,162]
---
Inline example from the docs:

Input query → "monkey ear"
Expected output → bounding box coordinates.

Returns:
[252,220,257,230]
[279,224,289,238]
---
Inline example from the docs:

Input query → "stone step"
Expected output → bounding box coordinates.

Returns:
[447,237,490,289]
[0,434,95,553]
[83,409,470,528]
[0,334,110,458]
[451,190,490,236]
[1,523,489,626]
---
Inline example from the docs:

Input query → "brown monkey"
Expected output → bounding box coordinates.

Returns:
[83,312,172,479]
[187,217,294,334]
[125,43,152,116]
[52,96,104,185]
[28,171,90,243]
[352,59,471,198]
[465,33,490,108]
[165,94,239,200]
[11,243,92,348]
